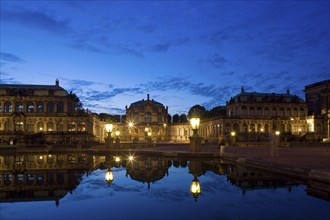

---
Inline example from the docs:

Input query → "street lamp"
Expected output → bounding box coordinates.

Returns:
[106,124,113,137]
[105,169,114,186]
[115,130,121,149]
[105,123,114,149]
[190,118,200,137]
[230,131,236,137]
[190,176,201,202]
[189,118,201,152]
[275,131,280,136]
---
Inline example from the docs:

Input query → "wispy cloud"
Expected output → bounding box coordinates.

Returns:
[0,52,25,63]
[2,9,70,34]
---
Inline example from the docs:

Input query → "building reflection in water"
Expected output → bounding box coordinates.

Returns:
[1,150,329,207]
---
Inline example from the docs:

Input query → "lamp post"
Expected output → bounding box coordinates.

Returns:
[105,123,114,149]
[115,130,120,149]
[230,131,236,146]
[190,176,201,202]
[189,118,202,152]
[271,130,280,157]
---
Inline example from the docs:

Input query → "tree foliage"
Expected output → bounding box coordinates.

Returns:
[188,105,207,119]
[179,114,188,123]
[172,114,180,123]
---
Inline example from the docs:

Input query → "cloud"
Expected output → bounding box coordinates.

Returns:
[199,53,227,69]
[0,52,25,63]
[2,9,70,34]
[150,42,170,53]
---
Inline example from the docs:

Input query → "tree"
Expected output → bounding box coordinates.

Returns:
[172,114,180,123]
[69,91,83,110]
[188,105,207,119]
[179,114,188,123]
[209,106,226,118]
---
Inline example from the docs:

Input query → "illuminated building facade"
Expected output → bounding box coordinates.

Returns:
[0,80,106,144]
[124,94,168,141]
[304,80,330,141]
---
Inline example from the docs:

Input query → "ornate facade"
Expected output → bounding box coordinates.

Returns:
[124,94,168,141]
[0,80,106,144]
[304,80,330,141]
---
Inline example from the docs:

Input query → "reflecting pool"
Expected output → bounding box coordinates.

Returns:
[0,151,329,220]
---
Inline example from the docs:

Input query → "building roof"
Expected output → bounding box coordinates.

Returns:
[128,94,165,108]
[228,87,305,104]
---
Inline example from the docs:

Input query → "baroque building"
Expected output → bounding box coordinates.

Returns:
[124,94,168,141]
[304,80,330,140]
[0,80,106,144]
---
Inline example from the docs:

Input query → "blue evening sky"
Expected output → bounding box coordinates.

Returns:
[0,1,329,115]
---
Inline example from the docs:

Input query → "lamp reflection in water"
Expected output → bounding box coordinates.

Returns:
[190,176,201,202]
[105,169,114,186]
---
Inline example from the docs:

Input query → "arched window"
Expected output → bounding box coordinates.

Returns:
[27,122,34,132]
[0,103,2,112]
[300,107,305,117]
[57,122,65,131]
[265,124,269,133]
[242,123,248,132]
[280,124,285,132]
[37,122,44,132]
[279,108,284,116]
[264,107,270,117]
[315,123,321,133]
[47,122,54,131]
[242,106,247,116]
[287,124,292,133]
[272,107,277,116]
[78,122,86,131]
[57,102,64,113]
[145,112,152,123]
[16,102,23,112]
[37,102,44,113]
[249,107,255,115]
[286,108,292,116]
[15,121,24,131]
[27,102,34,113]
[47,102,54,113]
[68,122,76,131]
[249,124,255,132]
[257,107,262,116]
[257,124,263,132]
[4,101,12,113]
[293,108,298,117]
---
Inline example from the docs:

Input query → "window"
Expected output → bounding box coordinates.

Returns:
[37,122,44,132]
[145,112,152,123]
[47,102,54,113]
[15,121,24,131]
[242,106,247,116]
[158,113,163,123]
[16,102,23,112]
[78,122,86,131]
[279,108,284,116]
[47,122,54,131]
[272,108,277,116]
[286,108,292,116]
[293,108,298,117]
[37,102,44,113]
[242,123,248,132]
[27,102,34,113]
[257,107,262,116]
[265,124,269,132]
[4,101,12,113]
[257,124,262,132]
[27,122,34,132]
[68,122,76,131]
[249,107,255,115]
[4,121,12,131]
[249,124,255,132]
[264,107,270,116]
[57,102,64,113]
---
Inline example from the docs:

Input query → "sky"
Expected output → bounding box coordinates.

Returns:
[0,1,329,116]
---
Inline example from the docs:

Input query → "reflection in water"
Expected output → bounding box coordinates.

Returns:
[1,150,329,213]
